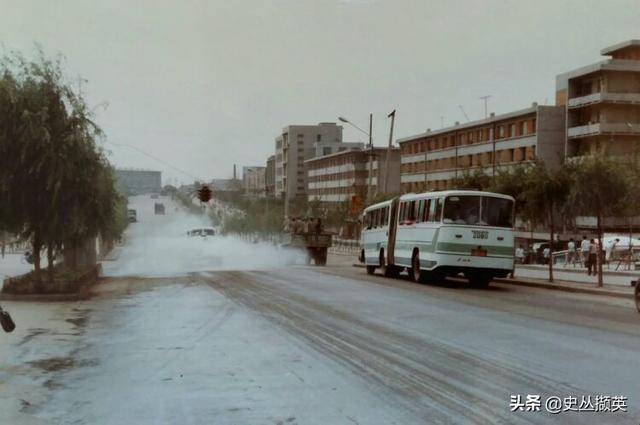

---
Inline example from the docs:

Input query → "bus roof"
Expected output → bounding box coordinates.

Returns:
[363,199,393,213]
[399,190,515,202]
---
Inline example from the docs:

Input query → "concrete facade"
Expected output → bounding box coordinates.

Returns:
[115,169,162,195]
[265,155,275,196]
[274,122,362,201]
[556,39,640,158]
[397,104,565,193]
[243,166,266,196]
[305,147,401,205]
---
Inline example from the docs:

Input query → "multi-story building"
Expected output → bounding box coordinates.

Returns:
[397,103,565,193]
[115,169,162,195]
[306,147,401,205]
[265,155,275,196]
[556,39,640,159]
[242,166,266,196]
[274,122,362,201]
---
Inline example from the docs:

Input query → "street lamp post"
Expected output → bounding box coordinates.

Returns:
[339,114,374,205]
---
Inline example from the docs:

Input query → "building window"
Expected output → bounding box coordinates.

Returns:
[317,134,322,142]
[510,123,516,137]
[521,121,527,135]
[297,133,304,138]
[498,125,505,138]
[323,147,332,156]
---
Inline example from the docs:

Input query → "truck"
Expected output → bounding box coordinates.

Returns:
[282,218,332,266]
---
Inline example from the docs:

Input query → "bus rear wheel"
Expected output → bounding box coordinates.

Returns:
[467,273,492,289]
[408,251,422,283]
[366,265,376,275]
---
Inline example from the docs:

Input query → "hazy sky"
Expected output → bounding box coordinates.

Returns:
[1,0,639,184]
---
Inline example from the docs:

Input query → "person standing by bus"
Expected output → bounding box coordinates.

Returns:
[515,245,525,264]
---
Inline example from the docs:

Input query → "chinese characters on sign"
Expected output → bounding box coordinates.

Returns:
[509,395,628,414]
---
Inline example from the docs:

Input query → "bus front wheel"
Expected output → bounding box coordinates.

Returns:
[366,265,376,275]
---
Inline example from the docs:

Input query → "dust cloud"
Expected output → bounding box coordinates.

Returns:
[102,196,304,278]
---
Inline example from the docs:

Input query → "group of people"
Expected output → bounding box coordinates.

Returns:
[515,236,624,276]
[283,216,323,235]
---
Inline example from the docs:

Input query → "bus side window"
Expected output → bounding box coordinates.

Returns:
[398,203,405,224]
[423,199,430,222]
[383,207,388,226]
[434,198,443,222]
[417,200,424,223]
[408,201,416,223]
[374,209,380,228]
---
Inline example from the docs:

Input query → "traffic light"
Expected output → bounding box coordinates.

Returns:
[197,185,212,203]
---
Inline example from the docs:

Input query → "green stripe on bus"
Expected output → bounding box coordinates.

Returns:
[436,242,513,256]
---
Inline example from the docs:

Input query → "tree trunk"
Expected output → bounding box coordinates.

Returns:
[596,214,604,287]
[32,232,42,289]
[47,244,55,283]
[548,210,554,283]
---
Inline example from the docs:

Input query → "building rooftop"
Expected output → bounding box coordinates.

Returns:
[601,39,640,56]
[304,146,398,164]
[397,104,541,144]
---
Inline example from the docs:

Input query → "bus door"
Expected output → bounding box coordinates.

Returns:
[387,197,400,265]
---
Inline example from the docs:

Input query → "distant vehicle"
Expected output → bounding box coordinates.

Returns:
[127,209,137,223]
[282,218,332,266]
[150,193,159,199]
[187,228,216,238]
[360,190,515,288]
[154,203,165,215]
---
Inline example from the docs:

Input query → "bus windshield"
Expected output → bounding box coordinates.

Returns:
[443,195,513,228]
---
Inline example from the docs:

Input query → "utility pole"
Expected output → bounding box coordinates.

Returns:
[383,110,396,194]
[479,95,492,119]
[367,113,374,204]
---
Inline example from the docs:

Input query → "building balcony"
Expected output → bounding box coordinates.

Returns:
[567,92,640,108]
[567,122,640,139]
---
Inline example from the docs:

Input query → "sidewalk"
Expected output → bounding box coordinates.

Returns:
[514,264,636,287]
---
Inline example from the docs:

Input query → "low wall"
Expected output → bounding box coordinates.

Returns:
[1,264,102,295]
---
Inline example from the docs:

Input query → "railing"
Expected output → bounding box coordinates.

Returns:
[568,92,640,108]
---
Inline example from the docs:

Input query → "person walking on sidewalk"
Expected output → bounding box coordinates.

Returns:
[587,238,598,276]
[580,235,590,267]
[565,238,575,267]
[515,245,525,264]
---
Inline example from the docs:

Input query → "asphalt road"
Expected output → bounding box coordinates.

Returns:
[2,197,640,424]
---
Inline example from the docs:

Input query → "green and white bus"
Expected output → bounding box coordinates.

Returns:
[360,190,515,288]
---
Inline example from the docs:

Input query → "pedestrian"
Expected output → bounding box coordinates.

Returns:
[543,246,551,265]
[587,238,598,276]
[565,238,575,267]
[606,238,620,266]
[515,245,525,264]
[580,235,590,268]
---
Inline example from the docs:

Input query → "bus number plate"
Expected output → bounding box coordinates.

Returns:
[471,230,489,239]
[471,248,487,257]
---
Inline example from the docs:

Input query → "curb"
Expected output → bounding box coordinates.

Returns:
[495,278,633,299]
[352,263,633,299]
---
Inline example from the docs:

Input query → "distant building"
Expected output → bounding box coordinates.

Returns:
[306,147,401,205]
[274,122,363,202]
[556,39,640,159]
[210,178,241,192]
[243,166,266,196]
[115,169,162,195]
[397,104,565,193]
[265,155,276,196]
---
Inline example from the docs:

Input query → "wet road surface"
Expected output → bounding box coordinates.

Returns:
[2,262,640,424]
